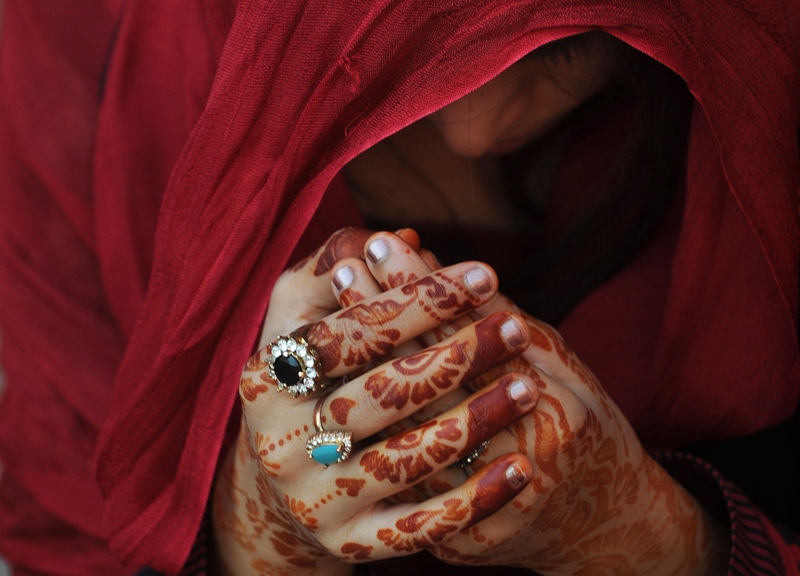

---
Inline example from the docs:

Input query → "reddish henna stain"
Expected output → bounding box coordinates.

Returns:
[313,227,372,276]
[361,421,438,483]
[527,322,554,351]
[329,398,356,425]
[278,439,284,446]
[385,421,436,450]
[365,372,409,410]
[470,455,526,524]
[393,345,448,375]
[532,407,564,484]
[458,375,522,459]
[380,328,401,342]
[388,272,407,287]
[341,542,374,560]
[410,382,437,404]
[339,289,365,307]
[244,352,270,372]
[463,314,527,382]
[240,377,269,401]
[360,452,433,484]
[299,322,345,373]
[335,478,366,497]
[426,440,458,463]
[435,418,462,441]
[396,510,437,533]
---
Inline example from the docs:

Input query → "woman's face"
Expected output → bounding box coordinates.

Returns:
[427,40,614,157]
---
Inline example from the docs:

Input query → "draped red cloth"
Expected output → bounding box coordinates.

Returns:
[0,0,797,574]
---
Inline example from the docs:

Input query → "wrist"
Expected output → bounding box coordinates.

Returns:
[639,455,729,576]
[212,429,354,576]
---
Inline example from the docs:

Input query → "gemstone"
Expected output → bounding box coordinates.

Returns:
[306,430,352,467]
[273,354,302,386]
[310,444,343,466]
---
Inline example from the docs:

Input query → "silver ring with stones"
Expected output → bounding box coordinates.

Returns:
[306,394,353,467]
[450,439,490,469]
[266,334,329,397]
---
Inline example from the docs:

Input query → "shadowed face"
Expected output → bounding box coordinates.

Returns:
[428,36,615,157]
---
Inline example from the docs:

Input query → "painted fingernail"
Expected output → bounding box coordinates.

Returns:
[505,462,528,488]
[464,266,492,294]
[508,378,538,410]
[500,317,526,348]
[366,238,389,264]
[333,265,355,291]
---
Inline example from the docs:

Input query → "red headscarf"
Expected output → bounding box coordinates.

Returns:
[0,0,797,573]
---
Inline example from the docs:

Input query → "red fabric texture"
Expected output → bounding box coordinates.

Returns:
[0,0,798,573]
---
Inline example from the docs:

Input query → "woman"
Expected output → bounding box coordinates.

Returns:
[0,0,797,574]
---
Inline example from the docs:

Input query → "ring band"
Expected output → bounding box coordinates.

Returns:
[451,439,490,469]
[306,394,353,467]
[266,334,329,397]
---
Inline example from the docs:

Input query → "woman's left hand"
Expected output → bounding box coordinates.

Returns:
[331,231,729,576]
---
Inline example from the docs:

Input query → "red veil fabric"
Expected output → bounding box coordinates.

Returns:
[0,0,798,573]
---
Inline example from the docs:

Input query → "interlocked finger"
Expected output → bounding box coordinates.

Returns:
[293,261,500,378]
[329,372,540,511]
[333,453,533,562]
[316,311,530,439]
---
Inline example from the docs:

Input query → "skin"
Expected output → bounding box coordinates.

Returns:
[338,232,730,575]
[214,41,729,575]
[427,38,614,157]
[214,230,538,575]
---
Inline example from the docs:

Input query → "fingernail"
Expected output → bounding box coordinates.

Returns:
[464,266,492,294]
[500,317,526,348]
[505,462,528,488]
[508,378,538,410]
[333,265,355,291]
[366,238,389,264]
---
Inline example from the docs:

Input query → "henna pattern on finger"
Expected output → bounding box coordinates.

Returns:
[349,314,526,425]
[340,542,374,560]
[303,270,490,375]
[329,398,357,425]
[313,228,373,276]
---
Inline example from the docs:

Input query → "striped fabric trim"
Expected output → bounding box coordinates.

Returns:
[655,451,800,576]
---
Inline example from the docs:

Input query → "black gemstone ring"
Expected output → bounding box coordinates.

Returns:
[266,335,329,397]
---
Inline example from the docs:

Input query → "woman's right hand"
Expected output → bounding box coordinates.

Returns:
[212,229,539,575]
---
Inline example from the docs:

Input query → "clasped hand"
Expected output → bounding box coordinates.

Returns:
[212,228,726,576]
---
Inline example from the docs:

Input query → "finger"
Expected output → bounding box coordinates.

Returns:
[331,258,383,308]
[297,261,499,377]
[331,373,539,507]
[364,231,437,291]
[261,227,373,344]
[335,453,532,562]
[319,312,529,437]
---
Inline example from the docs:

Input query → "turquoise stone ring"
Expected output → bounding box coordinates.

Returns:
[306,393,353,467]
[306,430,353,467]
